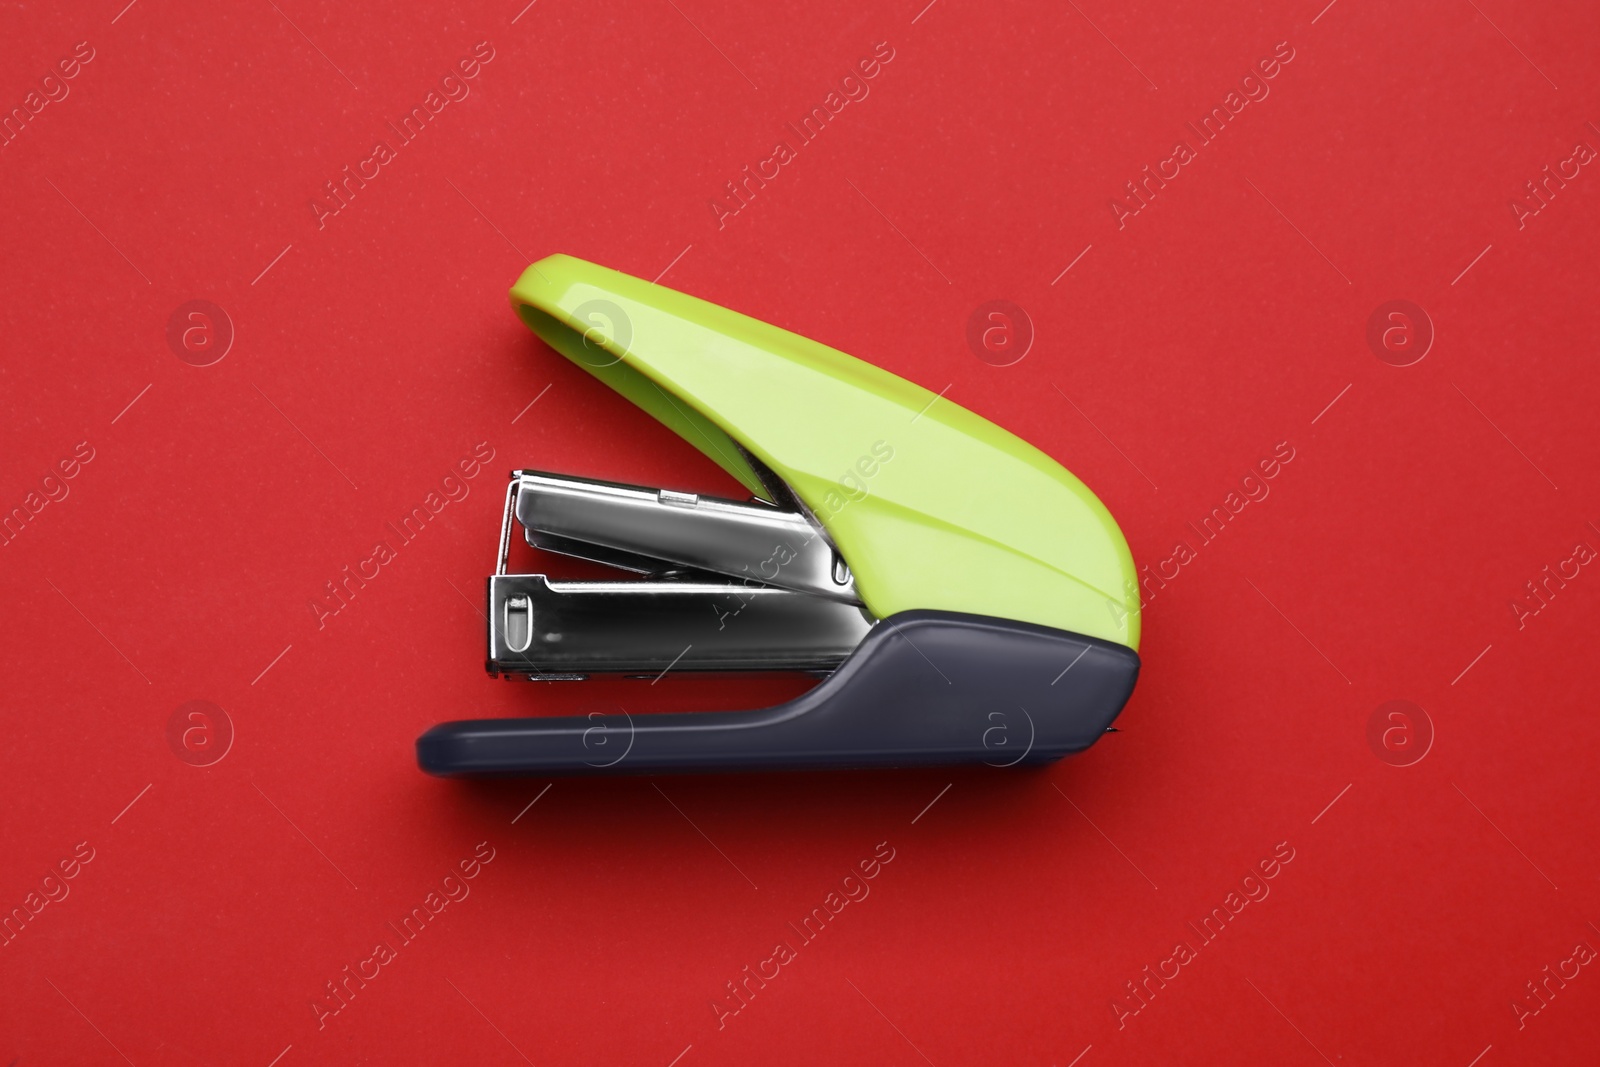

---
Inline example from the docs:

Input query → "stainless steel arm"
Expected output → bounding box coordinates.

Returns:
[512,471,859,603]
[488,470,874,678]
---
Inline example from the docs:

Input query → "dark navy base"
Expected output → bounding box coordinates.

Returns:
[416,610,1140,777]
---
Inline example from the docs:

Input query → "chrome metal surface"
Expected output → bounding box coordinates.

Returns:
[496,475,519,575]
[486,574,874,678]
[513,470,858,603]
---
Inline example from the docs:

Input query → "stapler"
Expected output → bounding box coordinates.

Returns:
[416,255,1141,776]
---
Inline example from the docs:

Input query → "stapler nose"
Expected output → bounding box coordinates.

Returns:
[416,255,1141,776]
[485,469,873,678]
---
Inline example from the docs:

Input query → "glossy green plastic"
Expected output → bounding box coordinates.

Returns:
[509,255,1140,650]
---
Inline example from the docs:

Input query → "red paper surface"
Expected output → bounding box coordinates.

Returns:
[3,0,1599,1062]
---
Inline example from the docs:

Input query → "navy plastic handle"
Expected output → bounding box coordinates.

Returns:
[417,611,1138,776]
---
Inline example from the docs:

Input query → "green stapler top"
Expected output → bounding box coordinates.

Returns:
[508,254,1138,649]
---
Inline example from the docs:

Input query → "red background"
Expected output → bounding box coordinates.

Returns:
[3,0,1599,1063]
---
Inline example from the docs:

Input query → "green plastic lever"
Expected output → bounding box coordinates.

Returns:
[509,255,1140,651]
